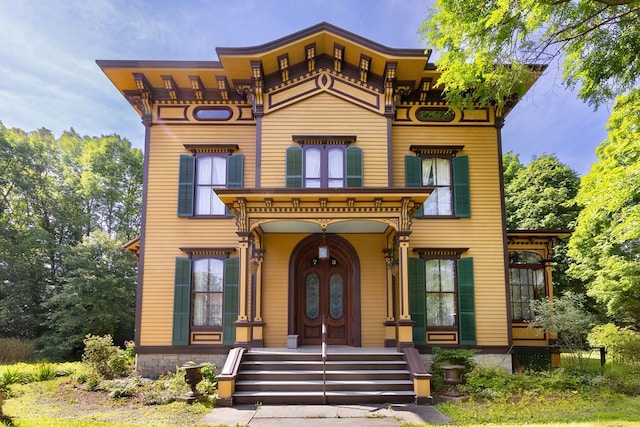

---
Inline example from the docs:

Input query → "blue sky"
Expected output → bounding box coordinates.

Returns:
[0,0,610,175]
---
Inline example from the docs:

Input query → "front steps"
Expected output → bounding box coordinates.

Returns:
[233,351,416,405]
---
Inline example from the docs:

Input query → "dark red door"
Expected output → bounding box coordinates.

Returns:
[297,247,351,345]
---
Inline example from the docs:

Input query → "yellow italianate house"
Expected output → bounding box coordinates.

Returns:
[102,23,567,405]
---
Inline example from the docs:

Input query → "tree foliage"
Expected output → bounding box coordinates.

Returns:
[420,0,640,108]
[568,90,640,326]
[38,232,138,360]
[503,153,582,295]
[0,123,142,356]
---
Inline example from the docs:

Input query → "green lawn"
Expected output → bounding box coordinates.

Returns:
[2,358,640,427]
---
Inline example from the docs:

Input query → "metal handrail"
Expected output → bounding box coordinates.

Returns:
[322,314,327,404]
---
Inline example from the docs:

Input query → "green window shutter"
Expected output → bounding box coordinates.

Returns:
[405,155,422,187]
[405,155,423,216]
[408,257,426,346]
[453,155,471,218]
[223,257,240,345]
[172,257,192,346]
[227,154,244,188]
[286,146,303,188]
[177,155,195,217]
[458,257,476,345]
[345,146,363,187]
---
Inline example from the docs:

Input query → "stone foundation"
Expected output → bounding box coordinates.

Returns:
[135,353,228,378]
[420,353,513,373]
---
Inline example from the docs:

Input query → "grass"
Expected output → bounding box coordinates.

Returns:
[2,357,640,427]
[426,354,640,426]
[1,362,220,427]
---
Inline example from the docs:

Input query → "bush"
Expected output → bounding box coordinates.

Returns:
[430,347,477,392]
[463,367,584,400]
[137,370,189,405]
[197,362,218,395]
[32,363,57,381]
[588,323,640,366]
[0,338,34,363]
[81,334,133,379]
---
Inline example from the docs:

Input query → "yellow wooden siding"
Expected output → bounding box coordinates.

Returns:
[260,92,388,188]
[350,234,387,347]
[139,124,255,346]
[392,126,509,346]
[260,233,389,347]
[261,234,304,348]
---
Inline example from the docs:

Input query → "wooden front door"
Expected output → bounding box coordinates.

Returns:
[296,244,351,345]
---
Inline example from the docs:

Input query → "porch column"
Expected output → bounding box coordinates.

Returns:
[397,231,414,349]
[234,233,251,347]
[544,259,559,351]
[252,244,265,347]
[383,247,397,348]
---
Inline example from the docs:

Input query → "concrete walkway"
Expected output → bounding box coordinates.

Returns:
[199,403,451,426]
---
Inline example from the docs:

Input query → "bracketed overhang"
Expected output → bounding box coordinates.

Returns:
[216,188,432,234]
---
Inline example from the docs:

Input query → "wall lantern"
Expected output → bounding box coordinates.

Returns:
[318,228,329,259]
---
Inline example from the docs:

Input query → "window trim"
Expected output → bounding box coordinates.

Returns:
[417,248,466,331]
[419,154,455,218]
[194,152,230,217]
[190,254,226,331]
[302,144,347,188]
[424,257,458,330]
[509,250,548,322]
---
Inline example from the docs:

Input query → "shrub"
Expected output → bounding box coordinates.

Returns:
[0,367,29,386]
[463,367,584,400]
[600,364,640,395]
[530,292,595,371]
[198,362,218,395]
[99,376,149,399]
[32,363,57,381]
[0,338,34,363]
[81,334,133,379]
[430,347,477,392]
[137,370,189,405]
[588,323,640,366]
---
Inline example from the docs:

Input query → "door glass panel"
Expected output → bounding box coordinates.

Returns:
[329,274,343,319]
[306,274,319,319]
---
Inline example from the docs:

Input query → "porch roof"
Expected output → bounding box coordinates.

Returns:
[216,187,431,234]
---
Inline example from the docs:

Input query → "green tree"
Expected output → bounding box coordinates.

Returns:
[420,0,640,109]
[505,154,579,230]
[0,123,143,347]
[38,231,138,360]
[504,154,582,295]
[568,90,640,326]
[502,151,524,189]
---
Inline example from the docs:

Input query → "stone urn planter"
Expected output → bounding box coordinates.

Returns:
[441,364,465,397]
[180,363,204,402]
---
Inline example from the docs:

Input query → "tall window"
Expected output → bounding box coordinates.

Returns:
[425,258,457,327]
[509,251,546,321]
[196,154,227,215]
[405,150,470,218]
[286,143,363,189]
[409,254,475,345]
[422,157,452,216]
[304,145,345,188]
[192,257,224,327]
